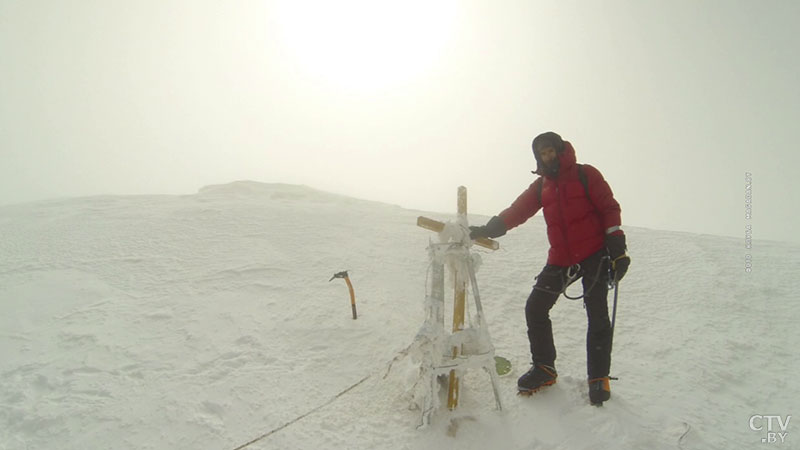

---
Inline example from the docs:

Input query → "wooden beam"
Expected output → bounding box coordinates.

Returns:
[416,216,499,251]
[447,187,469,410]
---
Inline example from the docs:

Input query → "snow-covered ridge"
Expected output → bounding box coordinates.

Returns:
[197,180,343,202]
[1,182,798,450]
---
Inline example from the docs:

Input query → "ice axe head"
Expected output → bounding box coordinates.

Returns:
[329,270,349,282]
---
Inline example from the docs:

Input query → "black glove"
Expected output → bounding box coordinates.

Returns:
[606,233,630,282]
[469,216,507,240]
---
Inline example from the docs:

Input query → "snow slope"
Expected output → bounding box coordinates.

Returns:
[1,181,797,450]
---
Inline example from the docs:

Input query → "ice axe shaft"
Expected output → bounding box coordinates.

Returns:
[610,282,619,352]
[330,271,357,319]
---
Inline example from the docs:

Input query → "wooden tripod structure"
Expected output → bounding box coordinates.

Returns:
[415,186,503,425]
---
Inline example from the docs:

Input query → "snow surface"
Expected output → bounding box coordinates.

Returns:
[1,181,798,450]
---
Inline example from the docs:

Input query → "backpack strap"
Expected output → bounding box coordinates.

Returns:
[577,164,590,199]
[578,164,600,212]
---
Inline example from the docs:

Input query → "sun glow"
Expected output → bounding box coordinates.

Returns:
[276,0,457,91]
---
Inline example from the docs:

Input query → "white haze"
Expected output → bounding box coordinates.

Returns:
[1,1,799,243]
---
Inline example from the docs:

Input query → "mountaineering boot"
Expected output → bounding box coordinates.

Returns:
[588,377,611,405]
[517,364,557,395]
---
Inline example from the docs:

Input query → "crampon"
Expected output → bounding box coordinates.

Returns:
[516,378,556,396]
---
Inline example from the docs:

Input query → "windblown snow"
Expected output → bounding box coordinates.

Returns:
[1,181,797,450]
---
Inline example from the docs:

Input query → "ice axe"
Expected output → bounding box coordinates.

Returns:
[610,281,619,352]
[329,270,357,319]
[607,264,622,352]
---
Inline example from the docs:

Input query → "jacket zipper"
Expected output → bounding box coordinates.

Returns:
[555,181,575,265]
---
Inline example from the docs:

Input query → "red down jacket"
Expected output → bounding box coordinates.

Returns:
[498,141,622,267]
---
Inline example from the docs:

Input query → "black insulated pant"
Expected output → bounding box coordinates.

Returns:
[524,250,612,379]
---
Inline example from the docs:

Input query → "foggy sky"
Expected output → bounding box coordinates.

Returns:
[1,0,799,243]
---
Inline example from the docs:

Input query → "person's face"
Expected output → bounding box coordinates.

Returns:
[539,146,557,167]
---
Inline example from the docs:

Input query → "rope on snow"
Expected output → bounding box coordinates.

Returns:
[231,374,371,450]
